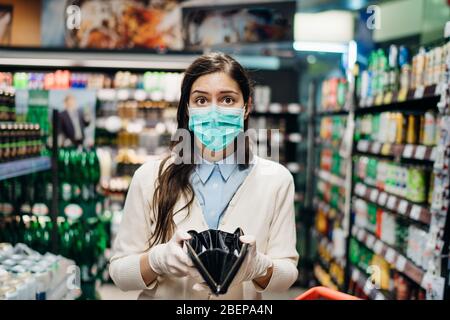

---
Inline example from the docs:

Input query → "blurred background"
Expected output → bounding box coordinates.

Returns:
[0,0,449,300]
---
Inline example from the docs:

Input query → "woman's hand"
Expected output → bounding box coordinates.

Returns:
[192,235,273,292]
[231,235,273,287]
[148,230,199,278]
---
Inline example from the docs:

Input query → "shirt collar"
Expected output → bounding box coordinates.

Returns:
[195,153,238,183]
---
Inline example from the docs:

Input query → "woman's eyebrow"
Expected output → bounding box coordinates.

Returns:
[219,90,239,95]
[191,90,210,95]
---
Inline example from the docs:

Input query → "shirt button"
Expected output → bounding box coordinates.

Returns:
[212,183,218,189]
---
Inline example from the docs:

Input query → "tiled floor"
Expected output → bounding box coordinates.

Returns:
[98,283,305,300]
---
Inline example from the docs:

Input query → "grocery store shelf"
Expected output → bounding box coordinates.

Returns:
[351,225,426,289]
[251,111,301,117]
[350,266,390,300]
[356,85,442,113]
[315,169,346,188]
[313,263,339,292]
[314,137,342,150]
[355,140,436,162]
[316,109,349,117]
[314,197,345,219]
[316,233,346,271]
[353,182,432,225]
[316,258,344,291]
[0,156,51,181]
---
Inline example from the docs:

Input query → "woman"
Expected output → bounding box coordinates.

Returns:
[109,52,299,299]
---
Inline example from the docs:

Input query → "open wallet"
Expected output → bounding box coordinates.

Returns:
[185,228,248,295]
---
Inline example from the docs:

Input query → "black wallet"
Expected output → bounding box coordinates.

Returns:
[185,228,248,295]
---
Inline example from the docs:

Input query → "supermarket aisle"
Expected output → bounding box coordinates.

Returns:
[98,284,306,300]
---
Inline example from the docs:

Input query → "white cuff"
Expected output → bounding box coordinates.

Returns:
[253,259,298,293]
[110,254,158,291]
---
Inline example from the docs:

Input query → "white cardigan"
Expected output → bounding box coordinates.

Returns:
[109,155,299,300]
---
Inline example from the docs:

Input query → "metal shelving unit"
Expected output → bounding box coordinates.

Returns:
[307,37,450,299]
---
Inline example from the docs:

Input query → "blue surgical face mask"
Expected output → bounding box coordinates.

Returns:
[188,105,244,152]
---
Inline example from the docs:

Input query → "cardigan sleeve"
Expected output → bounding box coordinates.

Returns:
[109,161,158,291]
[255,167,299,293]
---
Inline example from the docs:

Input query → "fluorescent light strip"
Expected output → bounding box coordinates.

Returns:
[293,41,348,53]
[0,55,280,70]
[0,58,192,70]
[234,55,280,70]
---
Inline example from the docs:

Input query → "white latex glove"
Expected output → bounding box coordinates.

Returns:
[193,235,273,292]
[149,230,200,278]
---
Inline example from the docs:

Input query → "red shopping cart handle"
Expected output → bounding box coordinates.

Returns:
[295,286,361,300]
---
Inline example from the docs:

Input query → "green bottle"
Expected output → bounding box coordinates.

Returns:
[58,219,72,259]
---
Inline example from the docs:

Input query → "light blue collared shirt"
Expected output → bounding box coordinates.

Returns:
[190,155,252,229]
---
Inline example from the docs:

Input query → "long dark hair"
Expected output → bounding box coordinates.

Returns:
[149,52,253,247]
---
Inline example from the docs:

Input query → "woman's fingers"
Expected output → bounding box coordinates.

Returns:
[239,235,256,246]
[192,283,209,292]
[172,229,192,245]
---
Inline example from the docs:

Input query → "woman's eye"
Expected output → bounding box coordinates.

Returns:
[195,97,207,105]
[222,97,234,105]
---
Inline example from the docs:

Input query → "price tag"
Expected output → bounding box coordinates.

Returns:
[352,269,360,282]
[403,144,414,158]
[355,184,363,196]
[410,205,422,221]
[396,255,407,272]
[351,226,357,237]
[387,195,397,210]
[357,229,365,241]
[358,140,369,153]
[414,86,425,99]
[287,103,301,114]
[363,280,373,295]
[374,240,384,254]
[371,142,382,154]
[398,200,409,215]
[430,147,437,161]
[385,248,396,264]
[366,234,376,248]
[378,192,388,207]
[415,145,427,160]
[434,83,442,96]
[370,189,379,202]
[360,184,367,196]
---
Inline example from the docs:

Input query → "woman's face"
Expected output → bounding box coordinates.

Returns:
[188,71,251,160]
[189,72,250,118]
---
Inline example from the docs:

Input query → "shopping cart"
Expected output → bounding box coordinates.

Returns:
[295,286,361,300]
